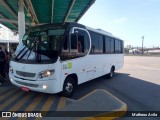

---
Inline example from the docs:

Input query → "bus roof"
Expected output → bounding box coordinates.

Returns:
[25,22,123,41]
[85,26,121,40]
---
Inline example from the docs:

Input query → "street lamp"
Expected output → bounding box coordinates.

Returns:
[142,36,144,55]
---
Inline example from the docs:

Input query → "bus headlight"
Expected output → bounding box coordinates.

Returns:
[38,69,55,78]
[42,85,47,89]
[9,66,14,74]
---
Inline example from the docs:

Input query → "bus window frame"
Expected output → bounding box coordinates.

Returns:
[60,27,91,60]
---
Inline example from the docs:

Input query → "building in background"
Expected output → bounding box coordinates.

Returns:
[0,24,19,53]
[0,24,18,40]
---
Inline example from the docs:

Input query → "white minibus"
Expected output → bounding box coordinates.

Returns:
[9,22,124,97]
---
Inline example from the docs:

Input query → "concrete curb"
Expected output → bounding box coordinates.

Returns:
[79,89,127,120]
[52,89,127,120]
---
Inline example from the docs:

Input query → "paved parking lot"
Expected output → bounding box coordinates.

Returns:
[73,56,160,112]
[0,56,160,119]
[0,88,67,117]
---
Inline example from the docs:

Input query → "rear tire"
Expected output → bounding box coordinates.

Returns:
[62,77,76,98]
[107,67,114,79]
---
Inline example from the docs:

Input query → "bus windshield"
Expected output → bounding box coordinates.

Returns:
[15,27,65,62]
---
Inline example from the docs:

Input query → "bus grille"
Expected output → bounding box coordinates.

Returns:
[15,80,39,88]
[16,71,36,78]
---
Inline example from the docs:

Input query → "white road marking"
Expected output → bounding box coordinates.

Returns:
[126,64,160,71]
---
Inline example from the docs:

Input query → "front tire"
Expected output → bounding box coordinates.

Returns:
[62,77,76,98]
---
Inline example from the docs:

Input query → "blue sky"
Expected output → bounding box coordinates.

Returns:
[78,0,160,48]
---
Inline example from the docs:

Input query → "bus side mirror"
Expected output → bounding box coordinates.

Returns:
[71,34,78,50]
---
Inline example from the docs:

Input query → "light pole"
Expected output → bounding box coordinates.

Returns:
[142,36,144,55]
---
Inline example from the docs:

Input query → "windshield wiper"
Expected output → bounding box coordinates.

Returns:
[17,40,36,61]
[15,29,42,61]
[27,38,38,60]
[15,45,26,60]
[35,40,41,62]
[27,37,41,62]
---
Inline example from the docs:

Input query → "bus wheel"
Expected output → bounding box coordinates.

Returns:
[62,77,75,98]
[107,67,114,79]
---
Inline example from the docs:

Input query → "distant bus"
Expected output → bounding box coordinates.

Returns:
[9,22,124,97]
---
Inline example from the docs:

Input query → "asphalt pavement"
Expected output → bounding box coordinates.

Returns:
[72,56,160,119]
[0,56,160,120]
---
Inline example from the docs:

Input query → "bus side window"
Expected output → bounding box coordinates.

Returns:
[75,29,89,54]
[61,28,90,60]
[61,36,70,59]
[70,29,86,54]
[63,36,68,50]
[71,34,78,50]
[78,35,84,53]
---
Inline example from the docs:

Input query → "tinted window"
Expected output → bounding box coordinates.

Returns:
[90,32,99,53]
[115,39,119,53]
[89,31,123,54]
[105,36,111,53]
[61,28,90,60]
[63,36,68,50]
[71,34,77,49]
[90,31,104,54]
[115,39,123,53]
[99,35,103,53]
[111,38,115,53]
[76,29,90,54]
[121,41,124,53]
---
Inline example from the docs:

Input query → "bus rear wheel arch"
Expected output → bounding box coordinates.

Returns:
[62,74,78,98]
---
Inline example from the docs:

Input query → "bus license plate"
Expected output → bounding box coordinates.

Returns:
[21,86,30,92]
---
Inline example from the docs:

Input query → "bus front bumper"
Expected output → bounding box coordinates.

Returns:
[9,74,60,94]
